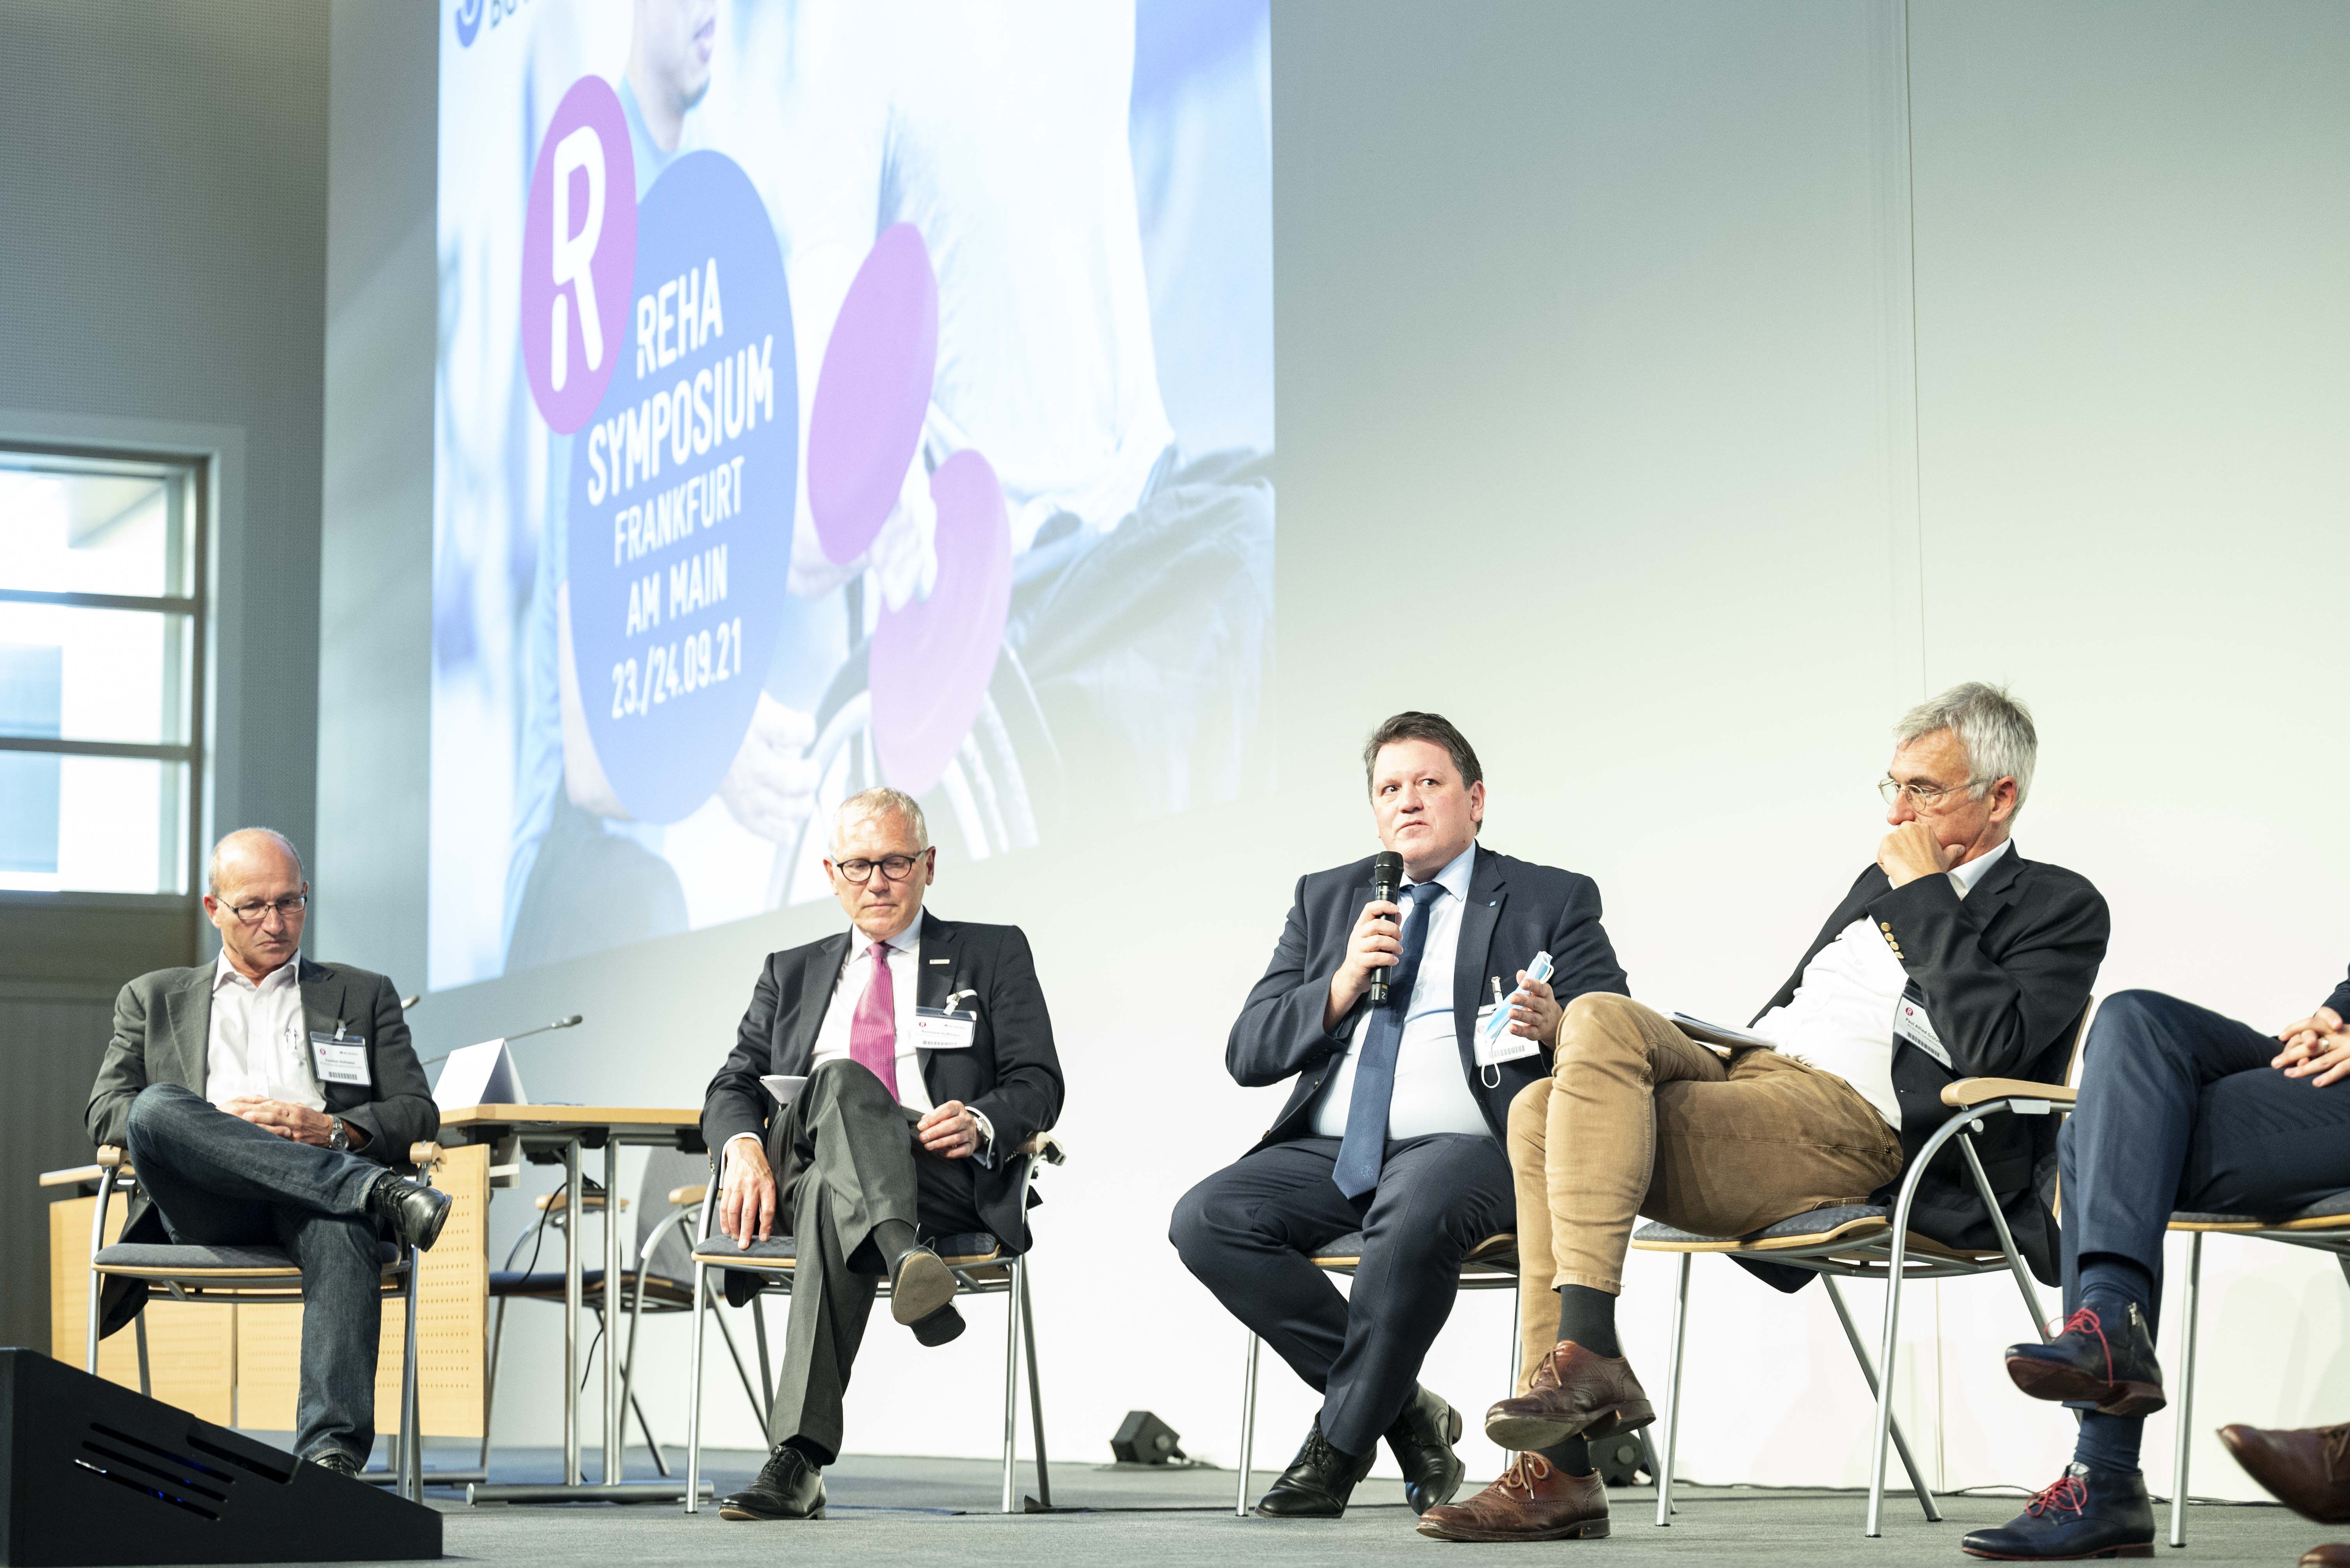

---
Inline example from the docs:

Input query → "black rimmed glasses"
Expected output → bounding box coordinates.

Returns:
[222,894,309,925]
[832,854,923,884]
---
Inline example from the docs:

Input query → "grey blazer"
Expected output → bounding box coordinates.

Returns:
[84,956,436,1336]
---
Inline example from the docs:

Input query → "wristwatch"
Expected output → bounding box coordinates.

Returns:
[327,1117,350,1152]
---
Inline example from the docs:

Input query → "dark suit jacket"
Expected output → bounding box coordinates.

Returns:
[85,957,434,1335]
[1745,845,2109,1287]
[1227,845,1630,1153]
[700,909,1063,1261]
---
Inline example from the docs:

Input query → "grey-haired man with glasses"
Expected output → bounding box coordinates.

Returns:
[701,786,1063,1521]
[85,828,449,1477]
[1423,682,2110,1543]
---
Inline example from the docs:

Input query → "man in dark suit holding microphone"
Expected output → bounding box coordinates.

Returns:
[701,786,1063,1522]
[1171,712,1630,1520]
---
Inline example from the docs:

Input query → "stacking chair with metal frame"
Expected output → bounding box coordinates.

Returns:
[681,1132,1068,1514]
[2161,1193,2350,1546]
[82,1141,442,1502]
[1230,1231,1526,1517]
[1630,1073,2078,1537]
[481,1147,771,1481]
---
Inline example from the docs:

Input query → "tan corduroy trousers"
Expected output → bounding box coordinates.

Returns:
[1508,993,1904,1386]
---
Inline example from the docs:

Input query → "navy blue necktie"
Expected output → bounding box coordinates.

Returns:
[1333,880,1446,1199]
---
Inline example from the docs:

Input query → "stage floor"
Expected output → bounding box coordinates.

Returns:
[364,1447,2326,1567]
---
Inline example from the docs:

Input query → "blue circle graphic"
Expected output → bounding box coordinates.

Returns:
[566,151,798,824]
[454,0,484,48]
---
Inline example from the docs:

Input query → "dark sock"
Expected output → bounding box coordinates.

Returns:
[782,1436,829,1468]
[1555,1284,1621,1358]
[2077,1254,2155,1324]
[872,1218,918,1267]
[2072,1412,2143,1476]
[1535,1437,1591,1477]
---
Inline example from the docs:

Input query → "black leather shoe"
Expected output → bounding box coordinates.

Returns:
[717,1444,826,1521]
[1961,1464,2154,1559]
[1254,1418,1375,1518]
[2006,1303,2164,1416]
[909,1302,966,1347]
[368,1174,453,1253]
[309,1450,360,1478]
[887,1243,958,1327]
[1385,1384,1466,1514]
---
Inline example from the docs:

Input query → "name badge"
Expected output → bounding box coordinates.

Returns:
[1473,1004,1541,1068]
[309,1032,371,1086]
[914,1007,977,1051]
[1894,999,1952,1068]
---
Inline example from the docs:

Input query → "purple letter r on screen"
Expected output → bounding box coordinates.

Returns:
[521,76,636,434]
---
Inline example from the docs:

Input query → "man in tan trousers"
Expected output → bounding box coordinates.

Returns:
[1417,683,2109,1542]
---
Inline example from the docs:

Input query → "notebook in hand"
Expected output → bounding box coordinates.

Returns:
[1668,1013,1777,1054]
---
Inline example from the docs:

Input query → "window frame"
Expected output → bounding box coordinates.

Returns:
[0,441,208,901]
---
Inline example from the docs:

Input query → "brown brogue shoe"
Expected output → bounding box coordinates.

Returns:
[1483,1341,1655,1451]
[2301,1545,2350,1567]
[2222,1423,2350,1524]
[1416,1453,1609,1542]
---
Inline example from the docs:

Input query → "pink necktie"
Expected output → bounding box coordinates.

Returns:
[849,942,900,1100]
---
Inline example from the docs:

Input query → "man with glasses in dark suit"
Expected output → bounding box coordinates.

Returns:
[702,786,1064,1522]
[86,828,449,1476]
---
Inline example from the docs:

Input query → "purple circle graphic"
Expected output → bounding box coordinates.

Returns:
[869,451,1012,798]
[808,223,938,564]
[521,76,638,434]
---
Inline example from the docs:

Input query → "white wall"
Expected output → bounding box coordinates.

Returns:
[315,0,2350,1501]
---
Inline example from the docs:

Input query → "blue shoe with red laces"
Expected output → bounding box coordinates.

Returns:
[2005,1303,2165,1417]
[1961,1464,2154,1560]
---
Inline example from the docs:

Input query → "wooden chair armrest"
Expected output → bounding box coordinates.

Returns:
[97,1146,126,1168]
[535,1189,623,1211]
[667,1183,708,1208]
[1941,1078,2078,1109]
[40,1164,105,1187]
[1018,1131,1067,1166]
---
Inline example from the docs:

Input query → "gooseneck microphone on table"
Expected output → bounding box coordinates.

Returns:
[419,1014,583,1067]
[1367,851,1405,1006]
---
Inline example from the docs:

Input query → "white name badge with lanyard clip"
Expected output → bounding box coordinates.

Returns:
[915,991,978,1051]
[1894,992,1952,1069]
[309,1022,372,1086]
[1475,950,1555,1082]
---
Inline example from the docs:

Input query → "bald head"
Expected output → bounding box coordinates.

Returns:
[209,828,306,895]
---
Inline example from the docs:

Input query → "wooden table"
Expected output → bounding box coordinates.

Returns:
[437,1105,706,1504]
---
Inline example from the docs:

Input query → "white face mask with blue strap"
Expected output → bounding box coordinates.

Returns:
[1476,950,1554,1081]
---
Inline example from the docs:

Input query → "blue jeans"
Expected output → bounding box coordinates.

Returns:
[123,1083,391,1464]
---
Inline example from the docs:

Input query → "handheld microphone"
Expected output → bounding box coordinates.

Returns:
[1367,851,1405,1006]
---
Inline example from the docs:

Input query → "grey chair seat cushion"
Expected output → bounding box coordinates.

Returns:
[1635,1203,1888,1246]
[490,1268,696,1302]
[94,1240,404,1272]
[2172,1189,2350,1227]
[691,1231,1001,1268]
[1309,1230,1517,1269]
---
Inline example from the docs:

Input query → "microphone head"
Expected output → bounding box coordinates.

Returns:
[1372,851,1404,890]
[557,1014,584,1028]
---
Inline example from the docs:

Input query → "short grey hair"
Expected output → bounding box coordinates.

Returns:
[207,827,307,894]
[1894,682,2037,812]
[831,786,929,855]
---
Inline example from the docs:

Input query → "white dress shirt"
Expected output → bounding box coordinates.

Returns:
[1749,839,2015,1128]
[205,950,324,1112]
[727,921,993,1172]
[1314,842,1492,1142]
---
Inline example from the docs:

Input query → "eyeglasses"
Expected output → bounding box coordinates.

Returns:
[221,894,308,925]
[1878,776,1986,809]
[832,854,923,885]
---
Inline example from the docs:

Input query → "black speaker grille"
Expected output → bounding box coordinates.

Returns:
[74,1420,240,1520]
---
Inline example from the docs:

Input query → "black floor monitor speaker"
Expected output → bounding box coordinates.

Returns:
[0,1348,441,1566]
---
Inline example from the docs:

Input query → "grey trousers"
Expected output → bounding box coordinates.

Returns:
[765,1060,988,1464]
[122,1082,390,1464]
